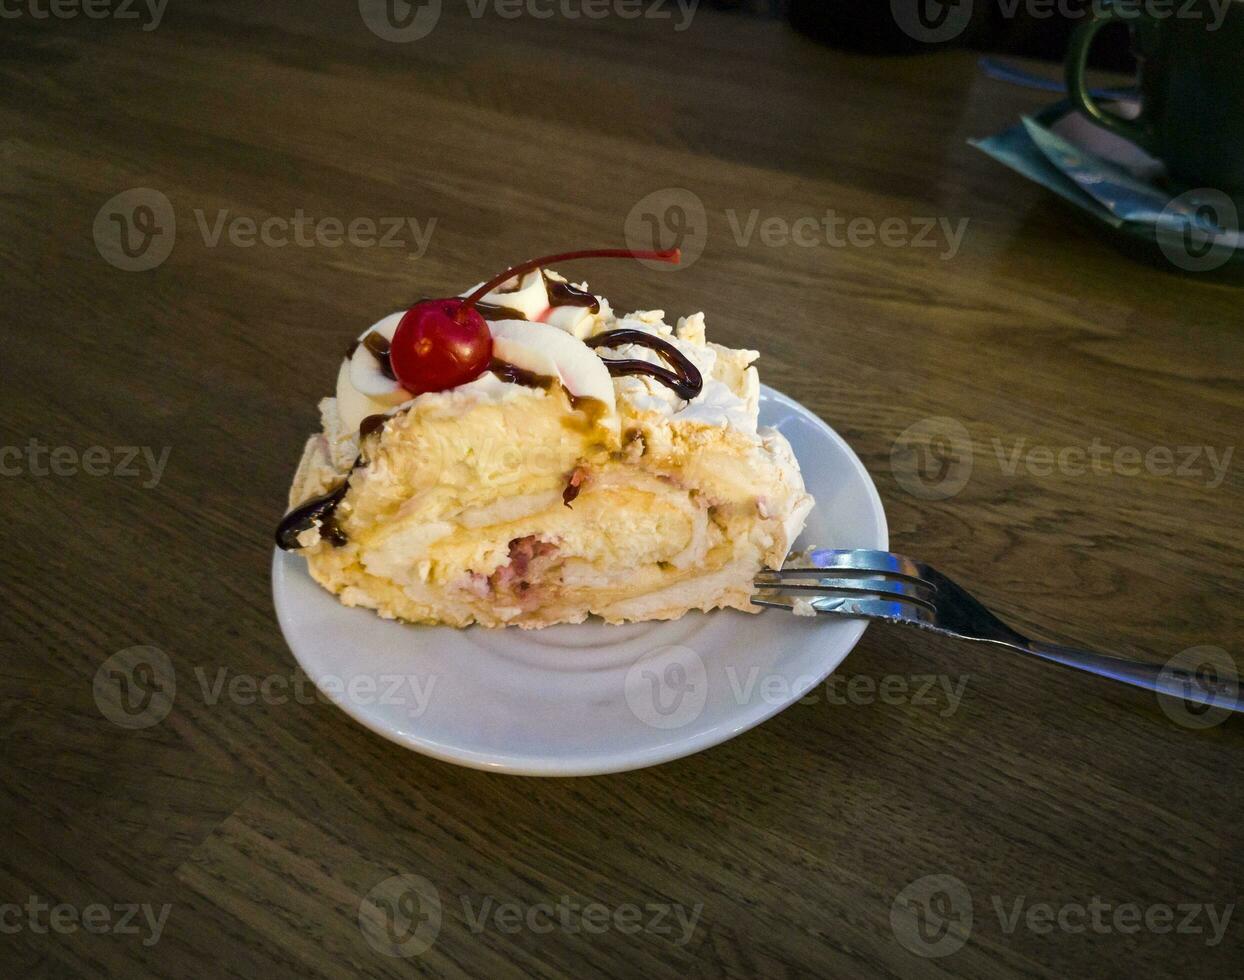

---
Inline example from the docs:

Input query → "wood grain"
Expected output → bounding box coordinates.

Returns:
[1,2,1241,977]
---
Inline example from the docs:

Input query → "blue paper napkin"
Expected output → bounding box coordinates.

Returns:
[970,100,1242,247]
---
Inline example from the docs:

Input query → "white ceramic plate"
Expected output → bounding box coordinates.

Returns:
[272,385,888,776]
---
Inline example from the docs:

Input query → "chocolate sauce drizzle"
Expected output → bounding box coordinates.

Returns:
[489,357,555,391]
[488,358,608,427]
[361,332,395,380]
[585,329,703,401]
[359,413,388,440]
[276,418,390,551]
[476,270,597,320]
[563,469,585,507]
[542,271,600,314]
[474,301,528,321]
[276,463,358,550]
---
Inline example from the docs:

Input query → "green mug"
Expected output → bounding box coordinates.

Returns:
[1065,0,1244,194]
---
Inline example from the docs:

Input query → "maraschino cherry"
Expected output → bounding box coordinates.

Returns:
[389,247,681,395]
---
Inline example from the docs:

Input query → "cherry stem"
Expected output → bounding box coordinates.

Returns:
[458,247,681,319]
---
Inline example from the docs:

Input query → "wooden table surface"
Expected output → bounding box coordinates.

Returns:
[2,2,1241,977]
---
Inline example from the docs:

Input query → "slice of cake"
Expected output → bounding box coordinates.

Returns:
[277,248,812,628]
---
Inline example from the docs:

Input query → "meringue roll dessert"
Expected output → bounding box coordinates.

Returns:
[278,248,813,628]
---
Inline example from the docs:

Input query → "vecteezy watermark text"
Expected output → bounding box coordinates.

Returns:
[0,896,171,947]
[94,187,438,271]
[359,0,700,43]
[624,645,971,731]
[0,0,168,31]
[1,440,170,488]
[726,667,970,718]
[891,417,1235,500]
[193,210,436,252]
[466,0,699,29]
[358,873,702,959]
[194,667,438,718]
[462,895,702,944]
[993,0,1234,31]
[993,895,1234,945]
[621,189,971,269]
[890,0,1235,46]
[891,873,1235,959]
[992,437,1233,489]
[93,647,443,730]
[726,209,970,260]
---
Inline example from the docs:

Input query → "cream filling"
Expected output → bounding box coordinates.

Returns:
[358,469,706,587]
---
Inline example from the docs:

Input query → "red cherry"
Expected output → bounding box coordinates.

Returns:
[388,246,680,395]
[389,298,492,395]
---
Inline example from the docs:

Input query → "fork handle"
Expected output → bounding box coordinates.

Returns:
[1022,641,1243,715]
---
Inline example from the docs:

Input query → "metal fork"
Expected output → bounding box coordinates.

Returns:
[754,549,1242,714]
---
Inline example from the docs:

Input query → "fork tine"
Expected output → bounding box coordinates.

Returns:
[753,574,937,608]
[750,595,802,614]
[803,549,928,582]
[752,590,937,627]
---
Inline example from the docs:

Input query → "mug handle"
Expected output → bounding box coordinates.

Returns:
[1065,2,1153,150]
